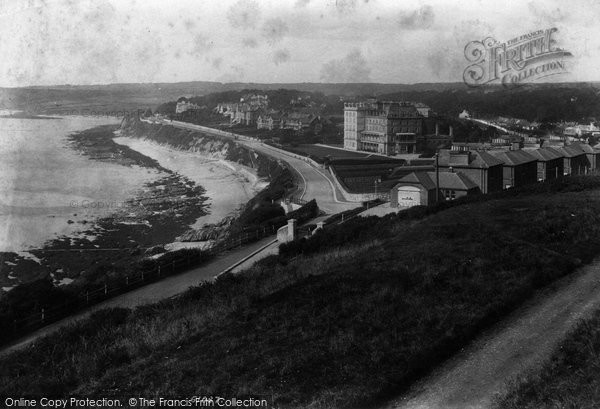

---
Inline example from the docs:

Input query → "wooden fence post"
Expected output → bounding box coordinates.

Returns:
[141,270,144,281]
[41,308,45,323]
[126,276,129,286]
[86,291,89,304]
[104,283,108,296]
[158,265,161,277]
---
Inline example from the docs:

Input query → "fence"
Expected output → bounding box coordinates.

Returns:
[3,120,333,345]
[4,192,354,346]
[4,224,279,344]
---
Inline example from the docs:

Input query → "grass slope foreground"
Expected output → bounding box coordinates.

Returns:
[495,304,600,408]
[4,177,600,408]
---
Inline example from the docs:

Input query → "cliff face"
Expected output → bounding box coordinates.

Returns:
[119,116,299,237]
[119,117,278,178]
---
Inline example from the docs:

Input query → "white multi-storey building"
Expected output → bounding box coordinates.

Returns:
[344,101,424,155]
[343,102,369,150]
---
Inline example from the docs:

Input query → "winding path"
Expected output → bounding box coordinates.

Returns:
[161,120,359,214]
[0,237,277,357]
[1,120,357,357]
[383,258,600,409]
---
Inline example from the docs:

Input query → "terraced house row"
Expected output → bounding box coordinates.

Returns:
[388,143,600,208]
[329,143,600,208]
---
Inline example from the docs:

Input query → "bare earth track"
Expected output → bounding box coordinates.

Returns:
[384,258,600,409]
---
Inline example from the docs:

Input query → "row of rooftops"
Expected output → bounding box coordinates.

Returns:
[217,103,321,123]
[332,142,599,195]
[438,143,599,169]
[344,100,427,108]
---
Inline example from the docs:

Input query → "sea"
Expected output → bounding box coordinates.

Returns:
[0,115,159,253]
[0,114,264,256]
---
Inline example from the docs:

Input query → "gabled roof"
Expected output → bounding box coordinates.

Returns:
[286,112,314,120]
[490,150,537,166]
[438,150,504,169]
[569,142,598,154]
[394,170,479,192]
[389,165,435,178]
[463,151,504,168]
[525,148,563,162]
[548,146,585,158]
[258,111,283,120]
[395,172,437,190]
[431,171,479,191]
[283,112,317,125]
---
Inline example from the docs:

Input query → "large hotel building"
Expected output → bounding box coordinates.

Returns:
[343,101,426,155]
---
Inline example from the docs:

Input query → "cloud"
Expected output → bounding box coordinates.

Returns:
[227,0,261,30]
[334,0,358,15]
[399,5,435,30]
[527,2,569,25]
[212,57,223,69]
[452,19,495,46]
[273,49,291,65]
[82,1,117,32]
[189,34,214,55]
[320,49,371,82]
[183,19,196,30]
[242,38,259,48]
[295,0,311,7]
[217,65,246,83]
[261,17,289,44]
[425,46,463,80]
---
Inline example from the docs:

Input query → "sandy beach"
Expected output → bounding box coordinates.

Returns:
[0,119,268,293]
[113,136,268,228]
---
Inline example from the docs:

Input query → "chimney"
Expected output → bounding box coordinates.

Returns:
[287,219,297,241]
[449,151,470,166]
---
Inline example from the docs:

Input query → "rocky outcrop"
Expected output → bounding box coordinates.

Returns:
[178,216,235,242]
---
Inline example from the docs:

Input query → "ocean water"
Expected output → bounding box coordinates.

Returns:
[0,116,161,252]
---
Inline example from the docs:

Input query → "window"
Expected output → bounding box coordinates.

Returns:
[443,190,457,200]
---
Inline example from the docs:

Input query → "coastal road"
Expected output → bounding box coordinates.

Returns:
[383,258,600,409]
[0,120,357,357]
[0,236,277,357]
[159,120,359,214]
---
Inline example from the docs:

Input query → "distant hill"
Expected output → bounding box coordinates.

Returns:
[1,81,598,120]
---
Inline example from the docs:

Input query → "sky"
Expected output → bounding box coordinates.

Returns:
[0,0,599,87]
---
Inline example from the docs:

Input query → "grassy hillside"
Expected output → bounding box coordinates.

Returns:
[494,310,600,409]
[4,177,600,408]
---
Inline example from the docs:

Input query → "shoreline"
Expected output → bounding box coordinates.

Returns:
[1,123,269,294]
[0,125,210,292]
[112,134,268,228]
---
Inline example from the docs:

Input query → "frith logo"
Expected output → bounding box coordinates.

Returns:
[463,28,573,87]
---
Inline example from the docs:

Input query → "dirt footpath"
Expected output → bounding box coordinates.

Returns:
[384,258,600,409]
